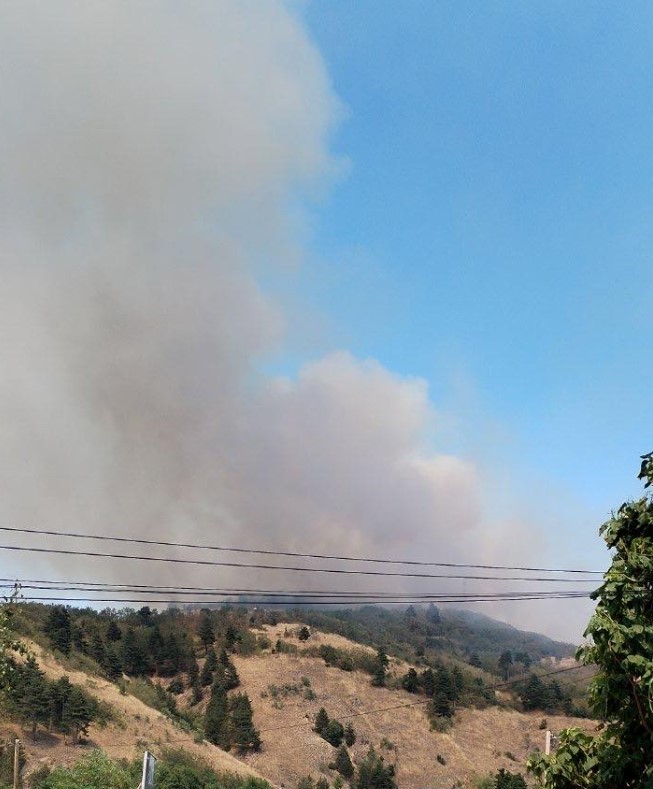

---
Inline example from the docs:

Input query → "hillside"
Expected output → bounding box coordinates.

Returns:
[1,604,596,788]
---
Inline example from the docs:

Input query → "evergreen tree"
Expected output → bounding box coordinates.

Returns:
[420,668,435,697]
[201,647,218,687]
[230,693,261,751]
[370,648,389,687]
[298,626,311,641]
[354,749,396,789]
[334,745,354,779]
[401,668,419,693]
[62,686,95,744]
[521,675,549,712]
[71,623,87,654]
[204,681,230,749]
[314,707,330,735]
[426,603,441,624]
[43,606,72,655]
[14,656,49,738]
[191,676,203,706]
[147,625,165,672]
[160,632,182,676]
[344,723,357,747]
[225,624,240,652]
[106,620,122,642]
[188,653,200,686]
[89,631,106,666]
[198,610,215,654]
[316,777,330,789]
[218,648,240,690]
[452,667,464,698]
[323,719,345,747]
[429,691,453,719]
[121,628,148,676]
[498,650,513,681]
[103,646,123,681]
[48,675,72,733]
[468,653,482,669]
[137,606,155,627]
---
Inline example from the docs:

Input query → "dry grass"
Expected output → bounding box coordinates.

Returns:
[8,640,267,783]
[236,624,595,788]
[3,626,596,789]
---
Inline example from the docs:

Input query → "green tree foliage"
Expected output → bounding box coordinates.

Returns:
[218,648,240,690]
[198,610,215,654]
[344,722,357,747]
[201,647,218,687]
[370,648,389,687]
[427,603,441,624]
[36,750,133,789]
[13,654,50,738]
[495,768,527,789]
[401,668,419,693]
[334,744,355,779]
[61,686,96,744]
[323,719,345,747]
[230,692,261,751]
[354,748,396,789]
[498,650,513,681]
[528,453,653,788]
[298,626,311,641]
[314,707,330,735]
[106,620,121,642]
[43,606,72,655]
[204,681,231,750]
[120,628,148,676]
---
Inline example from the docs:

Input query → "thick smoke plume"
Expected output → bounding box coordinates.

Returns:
[0,1,592,640]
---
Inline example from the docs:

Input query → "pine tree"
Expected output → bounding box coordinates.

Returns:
[230,693,261,751]
[298,626,311,641]
[204,681,230,749]
[43,606,72,655]
[201,647,218,686]
[121,628,148,676]
[323,719,345,747]
[225,624,240,652]
[334,745,354,779]
[62,686,95,744]
[420,668,435,697]
[314,707,330,735]
[401,668,419,693]
[344,723,357,747]
[426,603,441,624]
[106,620,122,642]
[103,646,123,681]
[147,625,165,672]
[198,610,215,654]
[218,648,240,690]
[498,650,513,680]
[371,648,389,687]
[354,748,396,789]
[48,675,72,733]
[89,631,106,666]
[14,656,49,739]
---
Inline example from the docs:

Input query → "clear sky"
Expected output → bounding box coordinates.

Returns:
[280,1,653,562]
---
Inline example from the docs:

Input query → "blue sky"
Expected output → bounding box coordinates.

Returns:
[269,1,653,565]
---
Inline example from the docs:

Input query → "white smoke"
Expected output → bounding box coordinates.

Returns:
[0,1,593,641]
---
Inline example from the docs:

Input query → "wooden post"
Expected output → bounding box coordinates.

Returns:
[545,730,552,755]
[13,739,20,789]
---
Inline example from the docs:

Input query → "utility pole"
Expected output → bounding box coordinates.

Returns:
[13,739,20,789]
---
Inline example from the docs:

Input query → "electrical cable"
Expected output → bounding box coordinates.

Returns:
[0,525,604,574]
[0,543,600,581]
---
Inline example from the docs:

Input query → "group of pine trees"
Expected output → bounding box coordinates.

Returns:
[519,673,576,715]
[204,684,260,752]
[400,664,464,718]
[4,654,98,742]
[297,747,395,789]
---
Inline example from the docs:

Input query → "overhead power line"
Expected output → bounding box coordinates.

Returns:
[14,593,590,605]
[4,582,592,599]
[0,525,604,574]
[0,543,600,581]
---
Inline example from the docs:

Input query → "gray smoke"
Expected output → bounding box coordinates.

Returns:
[0,1,593,641]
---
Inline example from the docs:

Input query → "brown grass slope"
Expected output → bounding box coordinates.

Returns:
[233,624,594,789]
[6,640,268,783]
